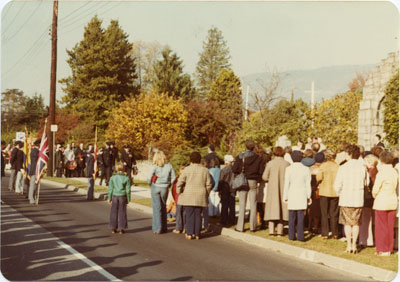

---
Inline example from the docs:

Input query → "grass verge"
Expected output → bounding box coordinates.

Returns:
[43,176,108,192]
[229,222,398,272]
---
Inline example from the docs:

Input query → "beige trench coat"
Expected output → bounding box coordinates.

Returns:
[262,157,290,221]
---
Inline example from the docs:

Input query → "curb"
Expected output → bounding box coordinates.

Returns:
[42,178,397,281]
[211,226,397,282]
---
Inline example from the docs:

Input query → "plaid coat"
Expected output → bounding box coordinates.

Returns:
[176,164,212,207]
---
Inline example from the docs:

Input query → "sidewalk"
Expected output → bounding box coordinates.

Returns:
[43,177,397,281]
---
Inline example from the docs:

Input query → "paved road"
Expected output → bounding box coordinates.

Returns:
[1,176,369,281]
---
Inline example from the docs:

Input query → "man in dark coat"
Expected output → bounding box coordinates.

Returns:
[1,141,6,177]
[12,141,25,194]
[75,143,85,177]
[28,139,40,204]
[232,139,264,232]
[86,149,95,200]
[121,145,136,185]
[110,141,119,171]
[102,142,113,186]
[8,141,19,191]
[204,144,219,169]
[55,144,65,177]
[98,147,106,186]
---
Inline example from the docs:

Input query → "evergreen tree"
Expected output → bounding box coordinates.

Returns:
[383,71,399,146]
[20,93,47,131]
[208,68,243,131]
[195,27,231,96]
[152,47,196,101]
[60,16,138,130]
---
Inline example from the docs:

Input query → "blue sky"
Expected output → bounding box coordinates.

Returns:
[1,1,399,104]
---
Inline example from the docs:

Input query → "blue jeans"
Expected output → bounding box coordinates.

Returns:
[29,175,38,204]
[109,195,128,230]
[289,210,305,241]
[151,184,168,233]
[87,177,94,200]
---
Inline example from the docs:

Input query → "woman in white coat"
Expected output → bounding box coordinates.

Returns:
[283,151,312,241]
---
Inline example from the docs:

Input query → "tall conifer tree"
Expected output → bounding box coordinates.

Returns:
[152,47,196,101]
[60,16,138,130]
[208,69,243,131]
[195,27,231,96]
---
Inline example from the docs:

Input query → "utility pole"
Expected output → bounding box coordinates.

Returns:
[48,0,58,176]
[244,85,249,121]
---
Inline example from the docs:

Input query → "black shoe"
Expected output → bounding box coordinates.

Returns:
[119,230,124,234]
[112,229,117,234]
[234,228,243,232]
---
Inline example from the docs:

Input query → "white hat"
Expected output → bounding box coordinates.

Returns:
[224,155,234,163]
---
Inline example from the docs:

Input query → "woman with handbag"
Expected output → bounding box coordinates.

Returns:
[147,151,176,234]
[232,140,264,232]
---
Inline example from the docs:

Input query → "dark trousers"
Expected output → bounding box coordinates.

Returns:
[109,196,128,230]
[320,196,339,237]
[99,169,106,185]
[289,210,305,241]
[105,166,112,185]
[185,206,202,237]
[66,169,73,178]
[220,192,236,225]
[176,204,185,231]
[87,177,94,200]
[56,168,63,177]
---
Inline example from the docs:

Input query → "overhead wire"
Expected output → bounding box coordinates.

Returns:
[2,1,27,38]
[4,1,43,43]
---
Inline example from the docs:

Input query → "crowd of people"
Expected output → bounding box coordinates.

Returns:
[2,134,398,258]
[141,136,398,258]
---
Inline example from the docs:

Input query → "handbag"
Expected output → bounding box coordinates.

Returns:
[151,173,158,184]
[232,154,249,190]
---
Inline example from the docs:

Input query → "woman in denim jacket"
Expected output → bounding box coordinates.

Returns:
[147,151,176,234]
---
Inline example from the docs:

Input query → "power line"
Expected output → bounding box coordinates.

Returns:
[4,1,43,43]
[60,2,120,35]
[58,0,91,23]
[3,25,50,79]
[2,1,27,37]
[58,1,111,32]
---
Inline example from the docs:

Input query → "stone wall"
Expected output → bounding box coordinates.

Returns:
[358,52,399,150]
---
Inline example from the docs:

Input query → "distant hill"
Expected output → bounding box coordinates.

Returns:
[240,64,377,108]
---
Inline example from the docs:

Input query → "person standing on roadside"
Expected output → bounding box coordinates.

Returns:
[13,141,24,195]
[233,139,264,232]
[108,162,131,234]
[8,141,19,191]
[372,151,398,256]
[147,151,176,234]
[334,145,369,254]
[28,139,40,204]
[86,149,95,200]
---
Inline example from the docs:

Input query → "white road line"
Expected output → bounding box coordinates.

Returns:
[57,240,121,282]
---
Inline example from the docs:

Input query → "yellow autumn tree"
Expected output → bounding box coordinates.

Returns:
[106,91,188,158]
[310,90,362,151]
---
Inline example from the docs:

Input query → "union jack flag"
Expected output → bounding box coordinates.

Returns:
[35,121,49,183]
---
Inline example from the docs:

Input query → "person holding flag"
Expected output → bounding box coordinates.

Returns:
[86,149,96,200]
[35,121,49,205]
[22,131,32,196]
[28,139,41,204]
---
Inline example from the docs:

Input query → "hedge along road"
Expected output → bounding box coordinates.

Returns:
[1,176,370,281]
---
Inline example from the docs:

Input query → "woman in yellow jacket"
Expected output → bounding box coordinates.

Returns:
[372,151,399,256]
